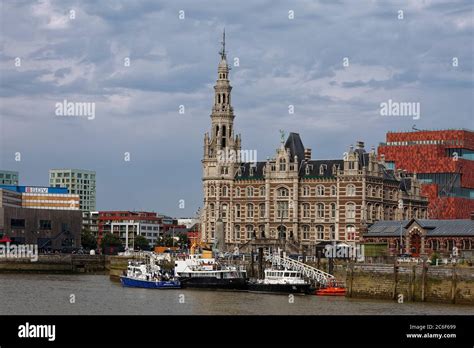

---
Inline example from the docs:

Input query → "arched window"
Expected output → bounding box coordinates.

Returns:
[259,225,265,239]
[222,204,228,218]
[279,158,286,171]
[260,186,265,197]
[330,185,337,196]
[317,203,325,219]
[346,225,356,240]
[330,203,336,219]
[222,186,228,196]
[346,184,356,196]
[247,204,254,218]
[319,164,327,175]
[302,186,310,196]
[330,225,336,240]
[210,203,215,218]
[367,204,372,221]
[367,185,372,197]
[235,187,241,197]
[302,203,310,218]
[277,187,289,197]
[247,186,254,197]
[302,225,310,240]
[346,203,356,220]
[210,186,215,196]
[430,239,439,251]
[246,225,254,239]
[316,225,325,240]
[316,185,325,196]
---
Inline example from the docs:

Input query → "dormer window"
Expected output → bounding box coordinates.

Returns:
[305,165,310,175]
[249,166,254,177]
[332,164,338,175]
[319,164,327,175]
[237,168,242,177]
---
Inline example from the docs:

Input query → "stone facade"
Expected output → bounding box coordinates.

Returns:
[201,35,428,253]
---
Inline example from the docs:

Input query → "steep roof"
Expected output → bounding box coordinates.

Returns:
[284,132,305,163]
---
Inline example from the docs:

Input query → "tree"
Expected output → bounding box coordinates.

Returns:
[134,235,150,251]
[101,233,122,252]
[81,228,97,250]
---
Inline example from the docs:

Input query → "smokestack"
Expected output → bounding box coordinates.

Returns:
[304,148,312,161]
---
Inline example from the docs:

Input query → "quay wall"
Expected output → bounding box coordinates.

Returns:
[345,263,474,305]
[0,255,107,273]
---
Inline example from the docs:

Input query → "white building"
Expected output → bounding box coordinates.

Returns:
[49,169,96,211]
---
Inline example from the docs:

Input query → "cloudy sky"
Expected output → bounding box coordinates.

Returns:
[1,0,473,217]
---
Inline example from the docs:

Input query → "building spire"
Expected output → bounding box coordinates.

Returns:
[220,28,226,59]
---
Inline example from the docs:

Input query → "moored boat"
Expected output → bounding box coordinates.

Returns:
[315,280,346,296]
[247,268,312,294]
[120,260,181,289]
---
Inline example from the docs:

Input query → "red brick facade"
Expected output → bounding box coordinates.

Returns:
[378,130,474,219]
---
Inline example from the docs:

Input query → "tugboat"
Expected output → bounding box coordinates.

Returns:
[247,268,312,294]
[120,258,180,289]
[174,252,247,290]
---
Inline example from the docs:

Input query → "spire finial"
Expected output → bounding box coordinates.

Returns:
[220,28,226,59]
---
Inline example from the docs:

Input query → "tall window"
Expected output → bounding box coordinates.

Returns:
[222,204,228,218]
[277,201,289,218]
[302,186,310,196]
[346,203,356,220]
[319,164,327,175]
[210,186,215,196]
[302,225,310,240]
[367,185,372,197]
[346,184,356,196]
[277,187,289,197]
[317,203,325,219]
[316,185,325,196]
[235,204,241,218]
[247,204,254,218]
[260,186,265,197]
[316,225,325,240]
[330,225,336,240]
[222,186,228,196]
[247,186,254,197]
[246,225,254,239]
[210,203,215,218]
[236,187,241,197]
[234,225,240,239]
[330,185,337,196]
[330,203,336,219]
[302,203,310,218]
[279,159,286,171]
[259,203,265,218]
[346,225,356,240]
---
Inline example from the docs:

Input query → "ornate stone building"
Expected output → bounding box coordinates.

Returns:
[201,34,428,253]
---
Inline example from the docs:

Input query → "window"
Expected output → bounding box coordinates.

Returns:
[259,204,265,218]
[317,203,325,219]
[302,186,310,196]
[302,203,310,218]
[302,225,310,240]
[246,225,254,239]
[316,225,324,240]
[260,186,265,197]
[210,186,215,196]
[235,204,241,218]
[235,225,241,239]
[277,187,289,197]
[210,203,215,218]
[346,225,356,240]
[316,185,325,196]
[236,187,241,197]
[431,240,439,251]
[346,203,356,220]
[319,164,327,175]
[330,203,336,219]
[277,201,289,218]
[279,159,286,171]
[39,220,52,230]
[346,184,356,196]
[11,219,25,229]
[305,165,310,175]
[247,204,254,218]
[221,167,228,175]
[330,185,337,196]
[332,164,338,175]
[367,185,372,197]
[222,186,228,196]
[247,186,254,197]
[330,225,336,240]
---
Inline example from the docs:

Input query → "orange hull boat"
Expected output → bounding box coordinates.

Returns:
[315,287,346,296]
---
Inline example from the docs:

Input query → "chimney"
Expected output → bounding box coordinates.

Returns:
[304,148,312,161]
[356,141,365,149]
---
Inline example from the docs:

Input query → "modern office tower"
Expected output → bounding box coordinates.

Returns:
[0,170,19,185]
[49,169,96,211]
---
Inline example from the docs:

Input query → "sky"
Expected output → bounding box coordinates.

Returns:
[1,0,473,217]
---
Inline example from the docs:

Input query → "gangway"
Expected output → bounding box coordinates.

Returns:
[264,251,334,285]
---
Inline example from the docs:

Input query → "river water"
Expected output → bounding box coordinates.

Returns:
[0,274,471,315]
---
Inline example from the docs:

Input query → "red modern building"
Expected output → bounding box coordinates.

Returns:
[378,129,474,219]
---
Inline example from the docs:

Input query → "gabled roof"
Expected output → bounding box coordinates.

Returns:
[284,132,305,163]
[300,159,344,178]
[364,219,474,237]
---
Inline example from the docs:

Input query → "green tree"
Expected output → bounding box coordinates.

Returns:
[134,235,150,251]
[101,233,122,252]
[81,228,97,250]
